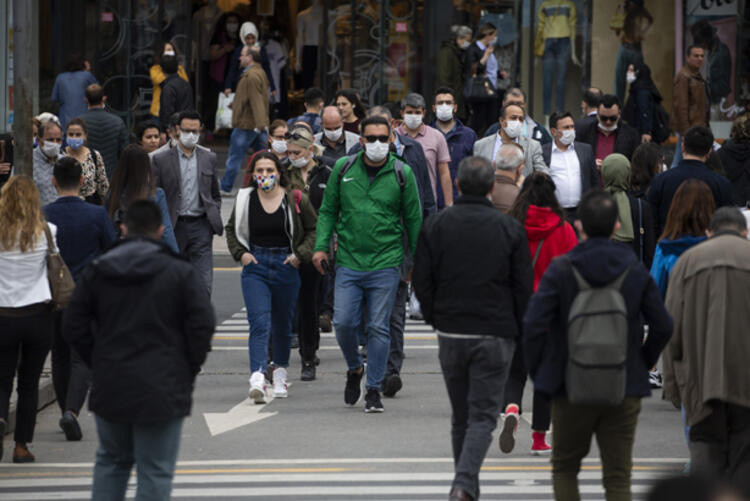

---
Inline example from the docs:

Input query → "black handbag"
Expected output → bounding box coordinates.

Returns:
[463,75,496,101]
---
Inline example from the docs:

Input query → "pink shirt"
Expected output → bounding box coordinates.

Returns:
[397,124,451,200]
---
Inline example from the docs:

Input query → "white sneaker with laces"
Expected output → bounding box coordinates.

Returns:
[273,367,288,398]
[249,371,267,404]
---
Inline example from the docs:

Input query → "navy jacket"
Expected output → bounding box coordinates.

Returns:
[430,119,477,207]
[43,196,117,281]
[288,112,322,134]
[646,159,733,234]
[78,108,128,179]
[524,238,673,399]
[348,133,437,217]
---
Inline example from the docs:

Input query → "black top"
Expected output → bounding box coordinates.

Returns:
[321,137,348,167]
[248,190,288,248]
[365,163,382,182]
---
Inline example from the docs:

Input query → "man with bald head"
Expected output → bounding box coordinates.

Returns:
[314,106,360,166]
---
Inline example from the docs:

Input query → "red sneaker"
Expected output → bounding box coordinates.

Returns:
[530,431,551,455]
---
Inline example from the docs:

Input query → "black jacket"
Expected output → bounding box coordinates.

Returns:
[159,74,194,128]
[63,238,215,424]
[79,108,128,178]
[623,62,663,136]
[413,196,533,337]
[523,238,673,398]
[717,140,750,206]
[574,118,640,161]
[541,141,601,201]
[626,194,658,270]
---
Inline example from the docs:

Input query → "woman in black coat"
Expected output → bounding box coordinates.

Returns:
[623,62,663,144]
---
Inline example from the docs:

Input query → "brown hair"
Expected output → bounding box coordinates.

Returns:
[660,179,715,241]
[730,112,750,144]
[268,119,288,137]
[66,117,88,135]
[0,176,46,252]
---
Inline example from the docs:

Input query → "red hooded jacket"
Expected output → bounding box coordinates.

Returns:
[524,205,578,291]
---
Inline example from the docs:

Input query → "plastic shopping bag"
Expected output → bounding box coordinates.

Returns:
[215,92,234,131]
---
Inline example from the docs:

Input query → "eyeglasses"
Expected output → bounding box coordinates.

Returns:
[599,115,619,123]
[364,135,390,143]
[285,131,310,141]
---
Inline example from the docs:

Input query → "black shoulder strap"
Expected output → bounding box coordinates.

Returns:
[637,198,644,263]
[337,154,359,183]
[532,238,545,267]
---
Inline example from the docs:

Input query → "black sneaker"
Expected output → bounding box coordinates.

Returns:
[319,313,332,333]
[301,360,316,381]
[290,333,300,349]
[364,388,384,413]
[59,411,83,441]
[382,374,402,398]
[344,366,365,405]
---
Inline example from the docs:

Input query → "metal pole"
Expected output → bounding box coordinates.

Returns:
[528,0,536,118]
[378,0,387,103]
[13,0,34,177]
[321,0,329,99]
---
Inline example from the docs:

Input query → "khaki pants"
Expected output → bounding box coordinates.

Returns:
[551,396,641,501]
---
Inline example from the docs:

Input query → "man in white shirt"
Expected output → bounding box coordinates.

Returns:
[542,111,600,221]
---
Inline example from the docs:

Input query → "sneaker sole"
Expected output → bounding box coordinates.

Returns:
[273,390,288,398]
[59,417,83,441]
[530,448,552,456]
[249,388,266,404]
[364,407,385,413]
[499,414,518,453]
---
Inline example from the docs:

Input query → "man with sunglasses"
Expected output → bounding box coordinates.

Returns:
[313,115,423,413]
[574,94,639,169]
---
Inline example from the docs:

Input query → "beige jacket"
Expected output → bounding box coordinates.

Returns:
[232,64,269,130]
[663,233,750,427]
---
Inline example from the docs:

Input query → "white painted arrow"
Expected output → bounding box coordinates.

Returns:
[204,395,277,436]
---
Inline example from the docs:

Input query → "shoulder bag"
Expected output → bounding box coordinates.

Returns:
[43,224,76,310]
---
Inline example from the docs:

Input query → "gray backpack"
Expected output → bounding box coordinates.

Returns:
[565,260,633,406]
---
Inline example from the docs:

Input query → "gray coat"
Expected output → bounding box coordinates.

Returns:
[78,108,128,179]
[472,134,549,178]
[151,145,223,236]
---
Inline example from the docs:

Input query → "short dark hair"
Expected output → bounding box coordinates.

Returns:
[169,112,182,129]
[247,151,290,189]
[304,87,325,107]
[360,115,391,135]
[549,111,574,129]
[598,94,621,110]
[178,110,203,127]
[136,120,160,141]
[582,88,602,108]
[161,55,178,75]
[124,200,163,237]
[683,125,714,157]
[457,156,494,196]
[687,44,704,57]
[433,86,457,101]
[66,117,88,135]
[709,206,747,233]
[500,103,524,120]
[85,84,105,105]
[53,157,82,191]
[578,190,619,238]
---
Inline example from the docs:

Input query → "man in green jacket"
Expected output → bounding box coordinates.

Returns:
[313,115,423,413]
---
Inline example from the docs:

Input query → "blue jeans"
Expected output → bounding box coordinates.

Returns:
[92,415,183,501]
[614,43,644,104]
[241,246,301,373]
[221,127,266,192]
[333,265,400,390]
[542,37,570,115]
[671,133,683,169]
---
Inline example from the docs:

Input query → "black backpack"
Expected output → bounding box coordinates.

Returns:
[650,102,671,144]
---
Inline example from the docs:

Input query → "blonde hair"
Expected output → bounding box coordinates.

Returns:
[0,176,46,252]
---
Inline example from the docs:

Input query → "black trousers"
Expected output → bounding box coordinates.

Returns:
[297,262,321,362]
[301,45,318,89]
[0,309,53,443]
[690,400,750,497]
[439,335,515,500]
[469,97,498,137]
[51,310,91,415]
[503,341,551,431]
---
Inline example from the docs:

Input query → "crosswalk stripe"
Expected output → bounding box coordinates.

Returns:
[212,345,439,351]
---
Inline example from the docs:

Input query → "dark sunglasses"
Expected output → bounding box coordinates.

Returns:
[364,135,390,143]
[285,131,310,141]
[599,115,619,123]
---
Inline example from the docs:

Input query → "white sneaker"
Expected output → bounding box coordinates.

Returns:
[273,367,288,398]
[248,371,267,404]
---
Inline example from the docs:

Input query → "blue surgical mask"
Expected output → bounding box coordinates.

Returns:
[67,137,84,150]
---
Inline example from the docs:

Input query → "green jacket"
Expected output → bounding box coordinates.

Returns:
[225,187,317,263]
[314,152,423,272]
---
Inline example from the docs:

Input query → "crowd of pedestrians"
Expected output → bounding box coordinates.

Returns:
[2,19,750,501]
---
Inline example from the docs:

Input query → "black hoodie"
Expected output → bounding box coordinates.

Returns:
[63,238,215,423]
[718,140,750,206]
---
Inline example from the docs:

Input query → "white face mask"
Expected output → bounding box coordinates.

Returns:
[403,113,423,130]
[559,129,576,146]
[435,104,454,122]
[271,139,287,154]
[626,72,637,84]
[503,120,522,139]
[323,127,343,142]
[598,121,618,133]
[290,154,310,168]
[364,141,390,163]
[459,40,470,50]
[163,50,176,57]
[179,132,199,149]
[41,141,60,158]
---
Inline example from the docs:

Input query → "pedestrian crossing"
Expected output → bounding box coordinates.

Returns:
[0,457,684,500]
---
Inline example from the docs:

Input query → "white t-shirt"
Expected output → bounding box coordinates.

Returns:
[0,223,56,308]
